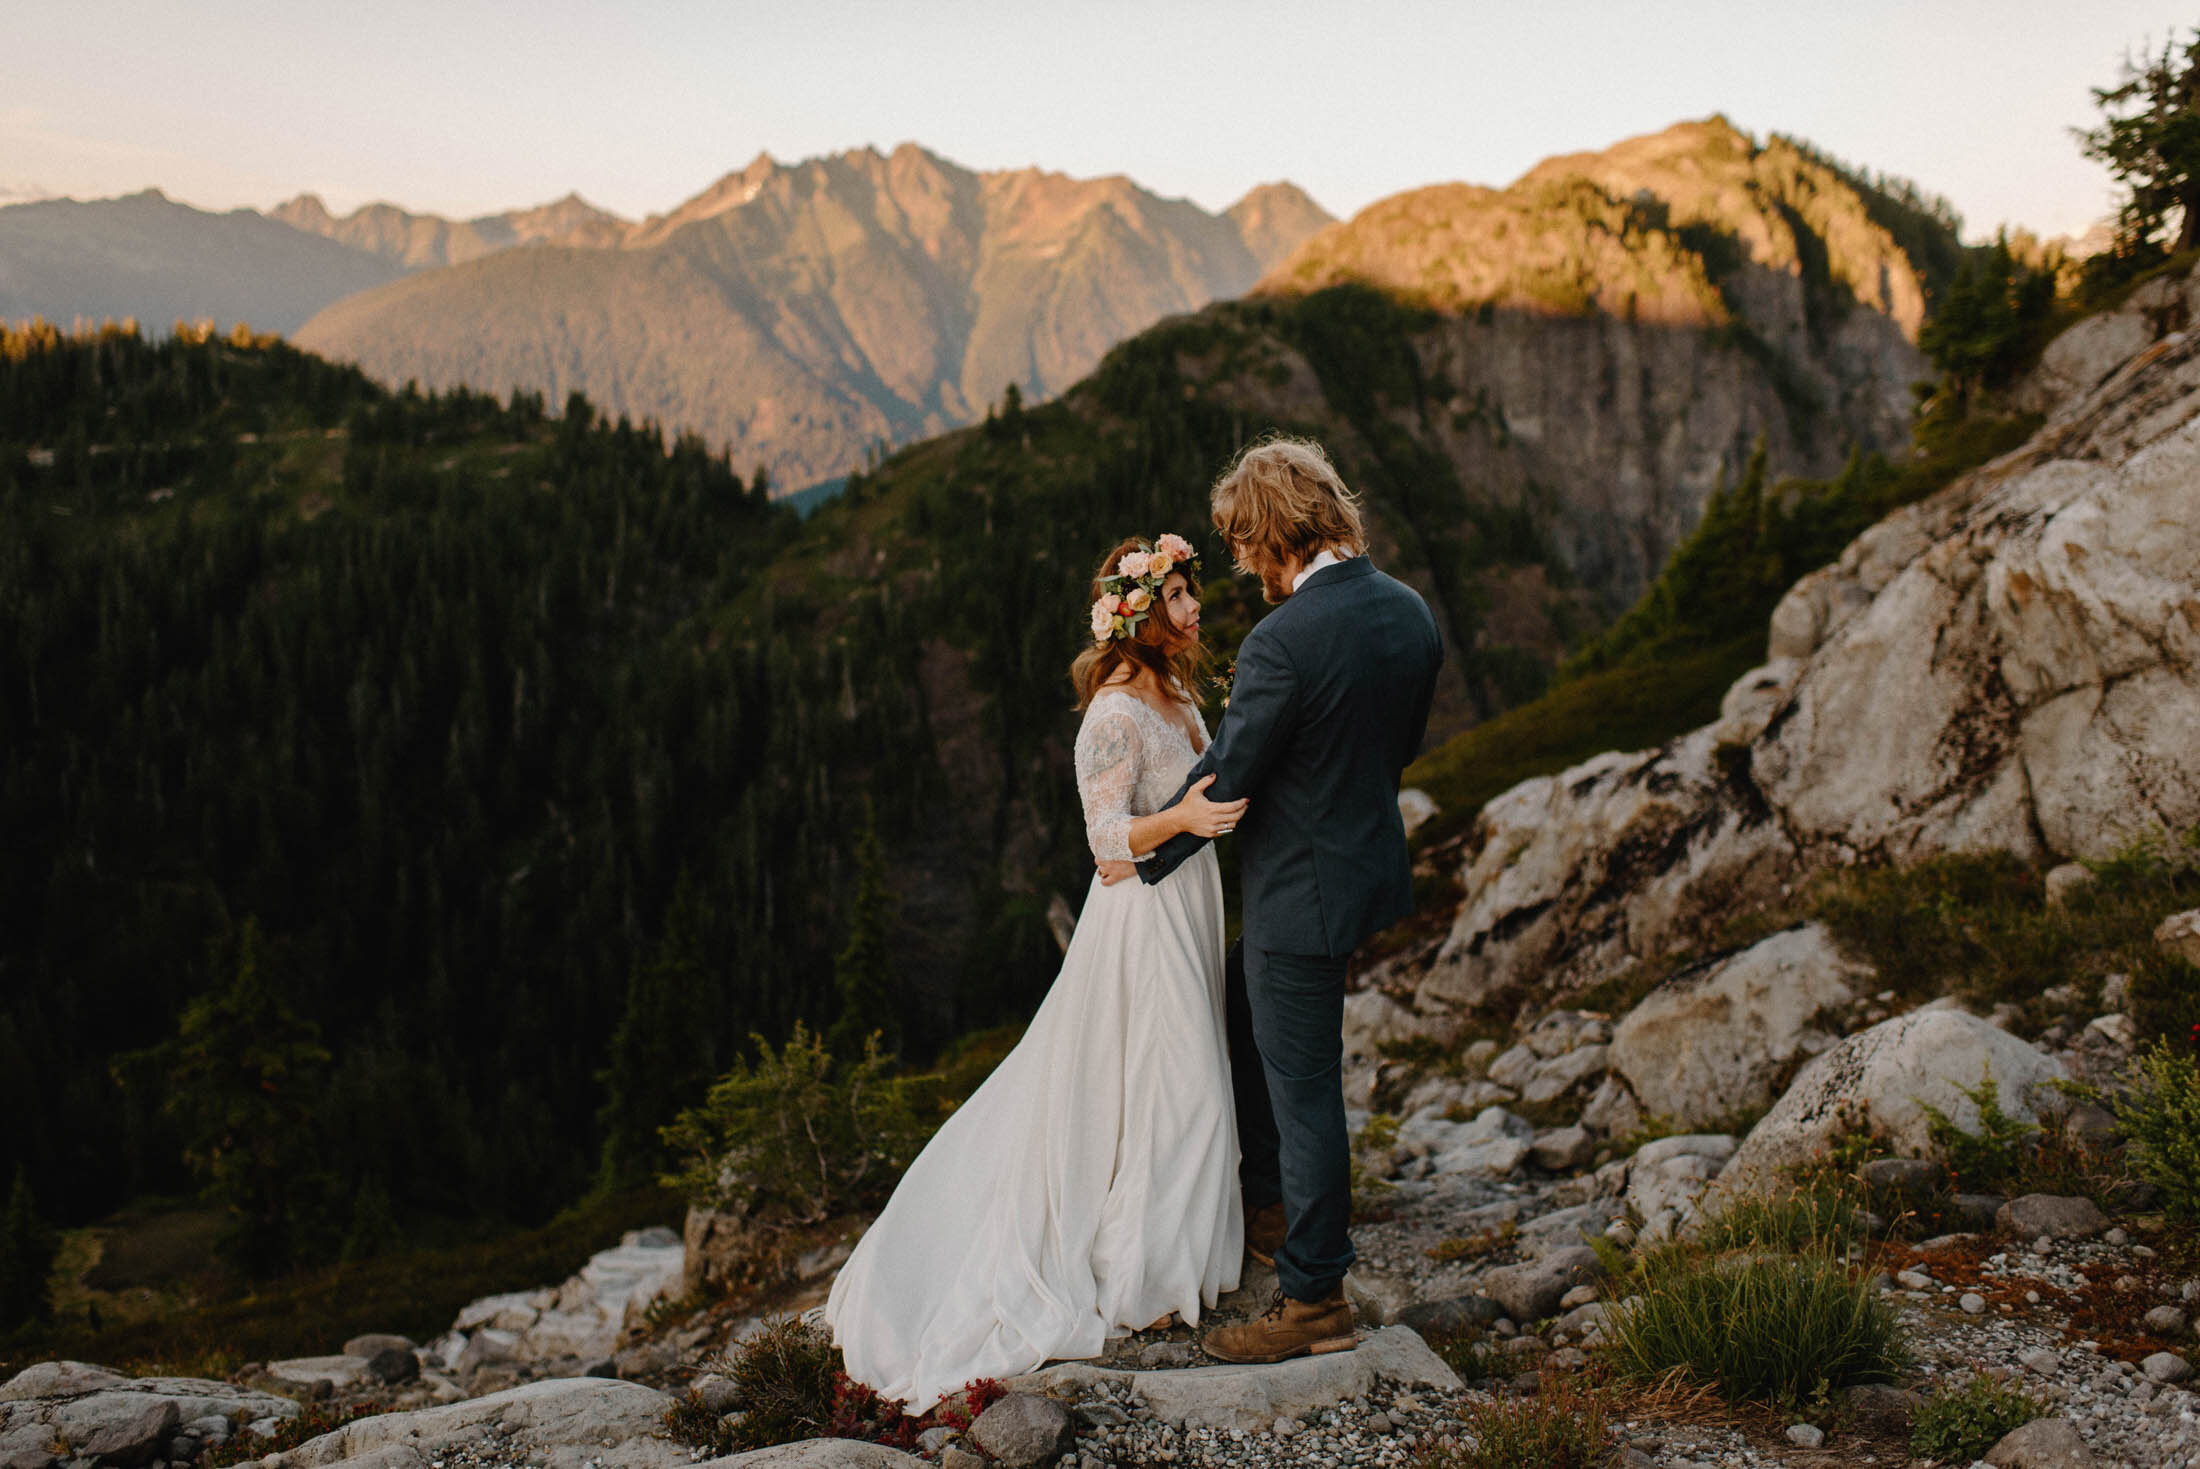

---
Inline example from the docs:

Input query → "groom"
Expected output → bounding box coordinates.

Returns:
[1125,435,1442,1362]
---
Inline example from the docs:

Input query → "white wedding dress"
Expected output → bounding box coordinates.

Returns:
[824,688,1242,1413]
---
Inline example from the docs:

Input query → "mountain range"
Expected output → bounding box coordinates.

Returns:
[290,146,1331,488]
[0,151,1329,491]
[0,184,636,336]
[269,190,633,267]
[0,119,1951,531]
[0,189,407,336]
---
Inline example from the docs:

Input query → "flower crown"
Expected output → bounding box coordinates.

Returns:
[1089,533,1200,643]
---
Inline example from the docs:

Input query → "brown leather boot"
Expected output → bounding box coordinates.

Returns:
[1203,1288,1355,1364]
[1245,1202,1285,1267]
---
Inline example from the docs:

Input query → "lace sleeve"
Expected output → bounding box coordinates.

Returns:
[1074,702,1145,863]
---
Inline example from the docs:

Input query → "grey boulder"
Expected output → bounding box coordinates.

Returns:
[1530,1126,1595,1173]
[2157,909,2200,968]
[265,1357,370,1392]
[339,1337,416,1361]
[1859,1157,1942,1203]
[363,1351,418,1386]
[283,1378,685,1469]
[967,1394,1074,1469]
[52,1395,178,1467]
[1985,1416,2098,1467]
[2141,1352,2192,1384]
[0,1366,128,1404]
[696,1444,926,1466]
[1996,1194,2106,1240]
[1396,1295,1502,1338]
[1006,1325,1457,1433]
[1721,1009,2066,1195]
[1479,1246,1603,1324]
[2143,1305,2187,1336]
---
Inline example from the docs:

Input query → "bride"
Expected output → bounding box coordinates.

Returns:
[824,532,1248,1413]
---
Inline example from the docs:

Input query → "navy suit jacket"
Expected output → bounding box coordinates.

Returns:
[1139,556,1443,956]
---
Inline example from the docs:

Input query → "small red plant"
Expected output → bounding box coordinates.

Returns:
[825,1373,1007,1449]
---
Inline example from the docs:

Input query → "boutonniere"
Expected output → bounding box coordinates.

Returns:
[1218,661,1237,708]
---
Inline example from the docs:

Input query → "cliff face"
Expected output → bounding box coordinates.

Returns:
[1237,119,1945,602]
[292,146,1333,491]
[1387,266,2200,1024]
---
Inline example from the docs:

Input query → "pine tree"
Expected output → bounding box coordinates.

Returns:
[0,1166,59,1328]
[113,919,333,1276]
[827,800,899,1060]
[595,875,719,1190]
[1917,236,2059,399]
[340,1175,399,1262]
[2078,28,2200,258]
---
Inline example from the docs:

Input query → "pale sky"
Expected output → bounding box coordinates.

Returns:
[1,1,2182,241]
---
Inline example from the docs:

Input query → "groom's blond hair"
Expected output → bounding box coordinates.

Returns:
[1210,435,1366,573]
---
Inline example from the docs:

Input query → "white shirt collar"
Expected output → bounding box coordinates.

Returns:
[1291,547,1345,595]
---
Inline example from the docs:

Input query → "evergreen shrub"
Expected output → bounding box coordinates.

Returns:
[1908,1373,2042,1462]
[1920,1072,2037,1196]
[659,1024,938,1226]
[0,1168,58,1329]
[2116,1042,2200,1220]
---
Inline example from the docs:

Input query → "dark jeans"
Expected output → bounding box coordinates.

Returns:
[1227,939,1354,1301]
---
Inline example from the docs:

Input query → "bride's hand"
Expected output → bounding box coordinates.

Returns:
[1177,775,1248,838]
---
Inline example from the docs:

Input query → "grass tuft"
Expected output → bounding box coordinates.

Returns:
[1415,1379,1610,1468]
[1605,1246,1906,1408]
[1807,831,2200,1044]
[1695,1182,1859,1254]
[717,1315,841,1451]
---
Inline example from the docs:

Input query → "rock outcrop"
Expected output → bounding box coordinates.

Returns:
[1608,923,1868,1128]
[1004,1326,1460,1433]
[1719,1008,2069,1194]
[0,1365,299,1469]
[427,1228,684,1383]
[281,1379,683,1469]
[1400,269,2200,1029]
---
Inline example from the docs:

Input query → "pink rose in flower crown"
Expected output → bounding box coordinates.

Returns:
[1098,592,1123,615]
[1156,533,1194,566]
[1123,586,1152,612]
[1117,550,1153,580]
[1089,598,1115,640]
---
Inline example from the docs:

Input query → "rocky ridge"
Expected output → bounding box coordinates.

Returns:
[1341,259,2200,1053]
[0,191,406,336]
[291,145,1332,492]
[269,193,634,270]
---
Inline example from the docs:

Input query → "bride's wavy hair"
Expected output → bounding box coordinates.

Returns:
[1070,535,1214,711]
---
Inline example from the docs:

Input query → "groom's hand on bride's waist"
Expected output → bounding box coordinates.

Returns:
[1095,859,1138,887]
